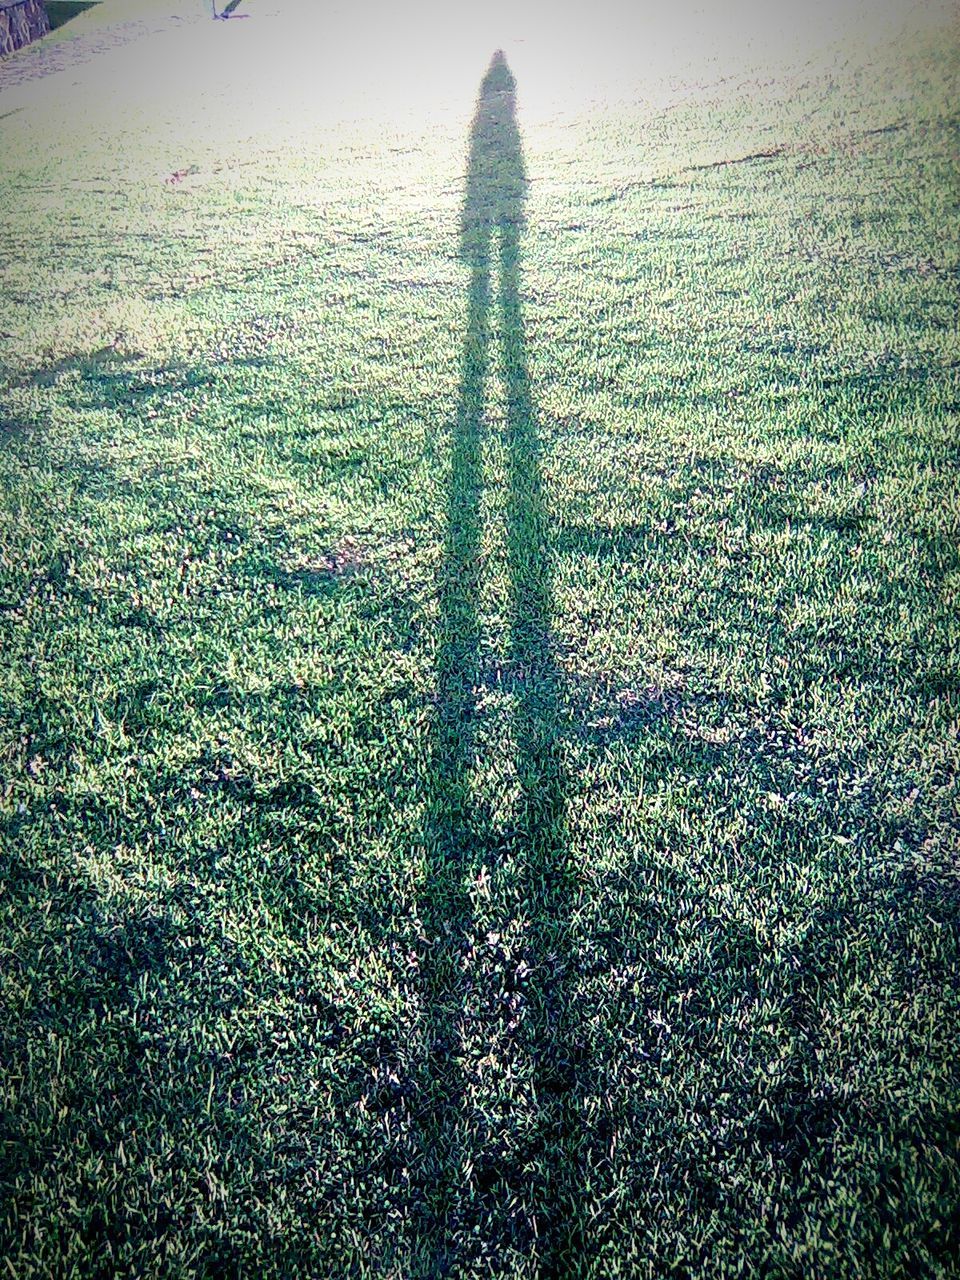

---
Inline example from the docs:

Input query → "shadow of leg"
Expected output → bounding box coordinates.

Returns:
[500,217,584,1275]
[414,247,491,1275]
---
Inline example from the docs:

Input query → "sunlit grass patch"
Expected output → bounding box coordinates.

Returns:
[1,6,958,1277]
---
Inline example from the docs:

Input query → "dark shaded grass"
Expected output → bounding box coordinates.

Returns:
[43,2,101,34]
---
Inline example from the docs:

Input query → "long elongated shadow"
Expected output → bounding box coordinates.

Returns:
[412,200,489,1279]
[495,75,585,1278]
[413,51,585,1277]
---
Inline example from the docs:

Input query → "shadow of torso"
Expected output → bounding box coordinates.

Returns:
[461,51,527,264]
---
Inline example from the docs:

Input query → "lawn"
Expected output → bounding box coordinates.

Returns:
[1,2,958,1276]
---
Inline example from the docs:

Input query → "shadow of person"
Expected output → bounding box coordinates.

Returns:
[461,50,527,265]
[412,50,586,1279]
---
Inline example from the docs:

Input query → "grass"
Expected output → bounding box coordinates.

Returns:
[1,4,958,1276]
[44,3,102,35]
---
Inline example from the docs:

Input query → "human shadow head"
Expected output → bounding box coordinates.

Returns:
[461,50,527,262]
[482,48,516,96]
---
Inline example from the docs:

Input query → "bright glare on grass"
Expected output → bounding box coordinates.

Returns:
[4,0,955,137]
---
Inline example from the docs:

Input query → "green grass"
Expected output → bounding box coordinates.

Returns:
[1,8,958,1277]
[44,3,102,34]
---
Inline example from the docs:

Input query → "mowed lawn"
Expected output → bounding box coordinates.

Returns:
[1,3,958,1276]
